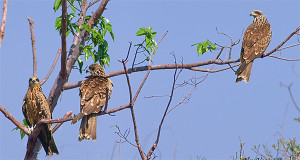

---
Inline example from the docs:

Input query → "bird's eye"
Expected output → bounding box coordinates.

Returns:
[29,78,32,82]
[90,67,95,70]
[36,78,39,82]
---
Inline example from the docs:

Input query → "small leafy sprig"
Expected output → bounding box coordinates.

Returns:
[135,27,157,61]
[191,40,216,56]
[12,119,28,139]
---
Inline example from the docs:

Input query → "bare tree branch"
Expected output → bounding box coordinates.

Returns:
[63,58,239,90]
[146,56,179,159]
[121,55,146,159]
[51,111,73,133]
[87,0,109,28]
[0,104,29,135]
[189,63,240,72]
[61,0,67,78]
[87,0,100,9]
[27,17,37,77]
[0,0,7,49]
[41,49,61,85]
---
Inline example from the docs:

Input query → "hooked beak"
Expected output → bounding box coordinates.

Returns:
[86,69,90,73]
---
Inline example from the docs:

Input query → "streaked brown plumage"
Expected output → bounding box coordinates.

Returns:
[22,76,59,156]
[235,10,272,83]
[72,64,113,141]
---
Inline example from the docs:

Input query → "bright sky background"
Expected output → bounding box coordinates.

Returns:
[0,0,299,159]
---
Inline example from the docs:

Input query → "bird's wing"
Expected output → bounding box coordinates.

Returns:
[242,22,271,63]
[80,77,109,115]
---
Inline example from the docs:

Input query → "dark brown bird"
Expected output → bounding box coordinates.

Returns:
[22,76,59,156]
[72,64,113,141]
[235,10,272,83]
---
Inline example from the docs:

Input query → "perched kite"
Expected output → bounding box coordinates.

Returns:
[72,64,113,141]
[22,76,59,156]
[235,10,272,83]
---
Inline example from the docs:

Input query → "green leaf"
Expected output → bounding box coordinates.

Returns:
[136,28,146,36]
[77,57,83,74]
[84,50,90,61]
[91,51,96,62]
[12,119,28,139]
[107,24,114,41]
[70,5,76,12]
[53,0,62,12]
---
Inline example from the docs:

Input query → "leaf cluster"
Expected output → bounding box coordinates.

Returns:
[135,27,157,61]
[191,40,216,56]
[53,0,114,73]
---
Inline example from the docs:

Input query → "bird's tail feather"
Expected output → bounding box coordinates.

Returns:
[49,134,59,155]
[235,62,253,83]
[79,113,97,141]
[39,125,59,156]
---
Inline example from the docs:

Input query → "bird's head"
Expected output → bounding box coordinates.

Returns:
[250,10,264,18]
[87,63,106,77]
[29,76,40,88]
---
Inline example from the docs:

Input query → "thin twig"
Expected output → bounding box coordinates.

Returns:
[124,41,132,62]
[132,40,145,69]
[278,43,300,51]
[122,60,133,106]
[0,0,8,49]
[268,55,300,61]
[280,83,300,112]
[41,49,61,85]
[27,17,37,77]
[115,125,137,147]
[130,105,145,159]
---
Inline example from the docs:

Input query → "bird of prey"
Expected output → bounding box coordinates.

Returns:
[72,64,113,141]
[235,10,272,83]
[22,76,59,156]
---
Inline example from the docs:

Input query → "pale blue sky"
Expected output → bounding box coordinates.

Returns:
[0,0,299,159]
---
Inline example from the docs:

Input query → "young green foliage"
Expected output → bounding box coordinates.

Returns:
[12,119,28,139]
[53,0,114,73]
[79,16,114,70]
[191,40,216,56]
[136,27,157,61]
